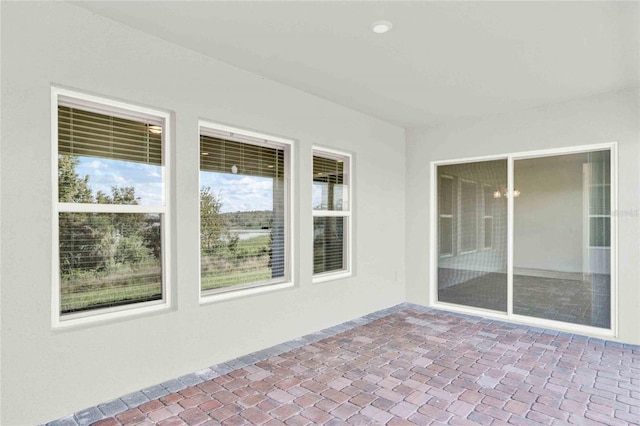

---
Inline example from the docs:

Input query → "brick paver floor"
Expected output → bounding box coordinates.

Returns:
[74,307,640,425]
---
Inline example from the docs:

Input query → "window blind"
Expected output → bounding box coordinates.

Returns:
[200,135,284,179]
[58,106,163,166]
[313,156,344,184]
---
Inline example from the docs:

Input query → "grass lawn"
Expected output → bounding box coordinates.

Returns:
[61,234,274,312]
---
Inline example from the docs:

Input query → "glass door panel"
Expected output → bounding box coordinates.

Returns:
[513,150,611,328]
[437,160,508,312]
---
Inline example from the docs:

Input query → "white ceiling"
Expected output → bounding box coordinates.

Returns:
[73,1,639,128]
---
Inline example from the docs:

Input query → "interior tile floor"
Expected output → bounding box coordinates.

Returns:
[48,304,639,426]
[438,272,611,328]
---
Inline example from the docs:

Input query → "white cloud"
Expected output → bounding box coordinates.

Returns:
[89,160,107,169]
[200,172,273,213]
[76,157,164,204]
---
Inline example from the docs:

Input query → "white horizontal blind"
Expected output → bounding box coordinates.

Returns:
[200,133,287,293]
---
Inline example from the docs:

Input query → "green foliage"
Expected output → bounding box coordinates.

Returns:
[58,155,93,203]
[200,186,232,256]
[58,157,277,311]
[58,155,162,312]
[223,210,273,230]
[115,234,154,265]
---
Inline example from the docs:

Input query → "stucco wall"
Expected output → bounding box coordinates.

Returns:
[406,88,640,345]
[0,2,406,424]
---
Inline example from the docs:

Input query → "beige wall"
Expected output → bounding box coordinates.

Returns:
[406,88,640,345]
[513,154,586,274]
[0,2,406,424]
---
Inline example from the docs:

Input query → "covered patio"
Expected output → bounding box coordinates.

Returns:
[50,305,640,425]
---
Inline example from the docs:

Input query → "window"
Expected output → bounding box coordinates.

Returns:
[199,123,291,296]
[438,175,455,256]
[483,184,493,249]
[460,179,478,253]
[312,148,352,281]
[53,88,170,325]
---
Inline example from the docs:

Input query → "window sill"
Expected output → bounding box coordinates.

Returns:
[312,270,352,284]
[200,281,294,305]
[53,299,170,331]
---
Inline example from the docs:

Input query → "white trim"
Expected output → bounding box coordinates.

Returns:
[311,147,353,282]
[610,143,619,338]
[56,88,168,124]
[458,178,478,254]
[430,143,618,337]
[199,119,294,147]
[430,162,437,305]
[198,120,294,301]
[312,210,351,217]
[507,156,514,316]
[312,270,352,284]
[431,300,616,339]
[438,175,455,256]
[509,142,615,160]
[51,86,172,329]
[200,281,294,305]
[482,184,494,250]
[57,203,165,214]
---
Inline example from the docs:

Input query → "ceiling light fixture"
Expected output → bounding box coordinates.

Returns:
[148,125,162,134]
[371,20,392,34]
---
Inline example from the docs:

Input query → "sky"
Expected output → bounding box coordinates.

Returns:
[76,156,274,212]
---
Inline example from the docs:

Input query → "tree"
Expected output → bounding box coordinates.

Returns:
[59,155,95,274]
[58,156,159,276]
[200,186,233,256]
[97,186,145,237]
[58,155,93,203]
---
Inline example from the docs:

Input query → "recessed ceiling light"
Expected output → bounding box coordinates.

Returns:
[371,20,392,34]
[148,125,162,134]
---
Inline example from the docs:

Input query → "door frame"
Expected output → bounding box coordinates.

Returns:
[429,142,618,338]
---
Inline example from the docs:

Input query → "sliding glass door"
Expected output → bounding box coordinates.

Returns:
[513,150,611,328]
[436,160,508,312]
[435,146,614,331]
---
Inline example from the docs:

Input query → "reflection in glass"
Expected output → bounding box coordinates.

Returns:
[513,150,611,328]
[199,135,286,293]
[437,160,508,312]
[313,156,347,211]
[314,216,346,274]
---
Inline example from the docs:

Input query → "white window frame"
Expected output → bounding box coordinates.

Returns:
[438,174,455,258]
[198,120,294,304]
[459,178,479,254]
[51,86,172,329]
[312,147,353,283]
[483,184,494,250]
[429,142,618,339]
